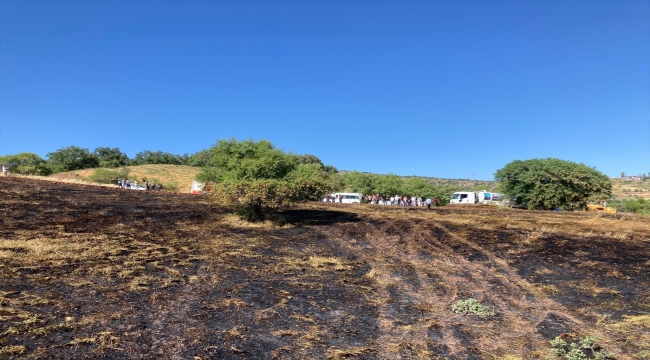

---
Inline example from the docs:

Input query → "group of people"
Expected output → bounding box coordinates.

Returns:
[117,178,162,191]
[363,194,439,209]
[146,181,163,191]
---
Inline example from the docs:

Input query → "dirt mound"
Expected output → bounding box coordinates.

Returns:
[1,177,648,359]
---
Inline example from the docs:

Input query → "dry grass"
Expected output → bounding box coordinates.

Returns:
[49,164,201,193]
[1,177,649,359]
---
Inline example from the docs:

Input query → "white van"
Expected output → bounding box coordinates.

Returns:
[450,191,505,205]
[450,192,478,204]
[324,192,362,204]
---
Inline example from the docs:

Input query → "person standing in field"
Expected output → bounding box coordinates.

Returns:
[2,165,7,176]
[426,197,432,210]
[402,196,408,210]
[125,179,131,189]
[434,197,439,207]
[117,178,123,188]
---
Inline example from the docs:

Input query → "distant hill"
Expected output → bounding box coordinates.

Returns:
[51,165,499,194]
[611,177,650,200]
[50,164,201,193]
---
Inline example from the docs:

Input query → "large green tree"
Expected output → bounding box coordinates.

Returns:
[0,153,51,175]
[93,147,129,168]
[130,150,188,166]
[495,158,612,210]
[196,139,299,182]
[198,139,329,221]
[47,146,99,173]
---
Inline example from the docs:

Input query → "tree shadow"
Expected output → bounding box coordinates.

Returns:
[278,209,360,226]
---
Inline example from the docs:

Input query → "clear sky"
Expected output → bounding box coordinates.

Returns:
[1,0,648,179]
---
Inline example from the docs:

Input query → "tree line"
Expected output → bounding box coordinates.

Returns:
[0,146,216,176]
[1,139,616,217]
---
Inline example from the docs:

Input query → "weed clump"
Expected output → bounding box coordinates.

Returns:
[548,336,615,360]
[451,298,495,316]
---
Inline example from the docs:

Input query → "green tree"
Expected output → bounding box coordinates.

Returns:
[375,174,403,195]
[341,171,377,194]
[0,153,51,175]
[130,150,188,165]
[196,139,299,182]
[495,158,612,210]
[47,146,99,173]
[198,139,328,221]
[93,147,129,168]
[286,163,343,191]
[296,154,324,168]
[213,178,327,221]
[187,149,213,167]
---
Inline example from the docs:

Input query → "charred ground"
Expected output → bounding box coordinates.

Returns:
[0,177,649,359]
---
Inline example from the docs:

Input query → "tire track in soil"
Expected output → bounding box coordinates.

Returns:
[348,215,627,359]
[426,220,627,357]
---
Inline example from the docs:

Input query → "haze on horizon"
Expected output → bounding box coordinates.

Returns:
[1,0,648,180]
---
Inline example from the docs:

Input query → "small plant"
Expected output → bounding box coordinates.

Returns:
[451,298,495,316]
[548,336,615,360]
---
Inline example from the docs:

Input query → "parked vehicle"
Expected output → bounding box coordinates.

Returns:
[450,191,505,205]
[129,184,146,191]
[587,204,617,214]
[323,193,362,204]
[190,181,213,194]
[191,181,204,195]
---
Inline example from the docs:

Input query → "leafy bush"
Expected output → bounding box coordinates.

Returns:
[164,179,180,193]
[610,198,650,215]
[212,179,327,222]
[88,169,121,184]
[548,336,614,359]
[451,298,495,316]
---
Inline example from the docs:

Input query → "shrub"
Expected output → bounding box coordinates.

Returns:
[212,179,327,222]
[165,179,180,193]
[548,336,614,360]
[118,167,131,181]
[451,298,495,316]
[88,169,121,184]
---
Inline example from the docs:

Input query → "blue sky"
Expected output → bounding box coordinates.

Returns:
[1,0,648,179]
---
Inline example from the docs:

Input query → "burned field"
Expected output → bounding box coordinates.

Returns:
[1,177,649,359]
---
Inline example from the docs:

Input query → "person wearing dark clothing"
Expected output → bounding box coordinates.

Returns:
[434,197,439,207]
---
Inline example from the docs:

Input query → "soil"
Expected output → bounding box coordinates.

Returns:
[1,177,649,359]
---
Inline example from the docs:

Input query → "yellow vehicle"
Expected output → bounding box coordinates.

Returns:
[587,204,617,214]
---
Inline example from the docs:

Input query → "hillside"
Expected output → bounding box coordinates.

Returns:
[49,164,201,193]
[611,177,650,200]
[1,177,648,359]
